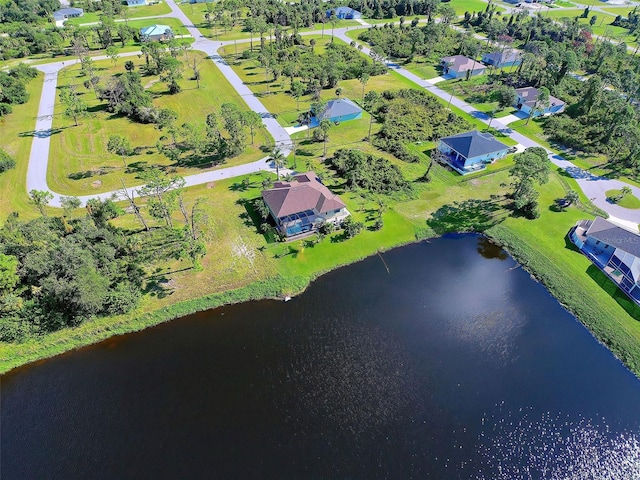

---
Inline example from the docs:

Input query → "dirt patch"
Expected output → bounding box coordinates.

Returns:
[207,182,215,189]
[91,180,102,188]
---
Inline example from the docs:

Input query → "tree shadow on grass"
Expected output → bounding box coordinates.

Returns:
[142,275,174,299]
[68,166,116,180]
[586,264,640,322]
[427,198,507,235]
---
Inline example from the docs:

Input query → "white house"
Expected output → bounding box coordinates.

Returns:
[126,0,149,6]
[53,7,83,26]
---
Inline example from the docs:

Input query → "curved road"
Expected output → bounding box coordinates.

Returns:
[24,1,640,229]
[28,0,293,207]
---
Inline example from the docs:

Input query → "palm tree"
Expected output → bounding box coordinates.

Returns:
[319,119,332,157]
[270,148,286,180]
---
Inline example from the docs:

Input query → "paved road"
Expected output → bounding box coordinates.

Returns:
[23,4,640,227]
[27,0,293,207]
[335,30,640,227]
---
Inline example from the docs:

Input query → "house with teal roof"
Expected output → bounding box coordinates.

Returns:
[139,25,174,42]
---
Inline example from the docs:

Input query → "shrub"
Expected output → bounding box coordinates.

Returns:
[0,148,16,173]
[0,103,13,116]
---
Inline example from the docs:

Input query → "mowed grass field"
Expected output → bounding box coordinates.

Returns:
[65,1,172,25]
[47,51,273,196]
[179,3,359,41]
[0,72,45,221]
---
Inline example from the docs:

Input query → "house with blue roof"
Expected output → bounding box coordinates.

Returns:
[570,217,640,306]
[327,6,362,19]
[312,98,363,127]
[53,7,83,26]
[437,130,509,174]
[139,25,174,42]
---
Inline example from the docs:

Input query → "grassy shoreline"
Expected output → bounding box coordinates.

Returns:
[3,221,640,378]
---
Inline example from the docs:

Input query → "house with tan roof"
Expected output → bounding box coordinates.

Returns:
[262,172,350,238]
[440,55,485,78]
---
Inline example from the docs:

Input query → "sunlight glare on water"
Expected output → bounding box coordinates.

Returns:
[476,406,640,480]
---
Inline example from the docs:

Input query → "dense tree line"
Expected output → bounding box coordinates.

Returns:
[544,78,640,171]
[329,148,411,194]
[0,64,39,116]
[0,213,144,341]
[366,89,471,162]
[0,0,59,24]
[358,18,480,62]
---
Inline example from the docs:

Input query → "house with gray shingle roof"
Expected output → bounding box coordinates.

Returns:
[53,7,83,26]
[482,50,522,68]
[440,55,485,78]
[437,130,509,174]
[570,217,640,305]
[514,87,565,117]
[262,172,350,238]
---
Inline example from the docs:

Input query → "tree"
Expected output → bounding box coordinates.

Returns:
[0,148,16,174]
[107,135,133,167]
[29,189,53,216]
[269,148,286,180]
[493,85,517,110]
[319,119,332,157]
[359,72,370,101]
[0,254,19,294]
[290,80,305,110]
[243,111,262,145]
[526,87,550,125]
[138,169,185,228]
[124,60,135,72]
[160,56,183,94]
[566,190,580,208]
[60,196,81,218]
[105,46,119,66]
[59,87,88,127]
[119,178,148,231]
[156,108,179,144]
[509,148,551,218]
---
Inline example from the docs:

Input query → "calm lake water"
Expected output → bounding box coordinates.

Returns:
[3,234,640,479]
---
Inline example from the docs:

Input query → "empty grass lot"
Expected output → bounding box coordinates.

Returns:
[66,1,172,26]
[48,51,273,196]
[0,72,45,220]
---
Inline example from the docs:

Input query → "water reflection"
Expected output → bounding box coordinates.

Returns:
[2,235,639,479]
[477,406,640,479]
[477,236,509,260]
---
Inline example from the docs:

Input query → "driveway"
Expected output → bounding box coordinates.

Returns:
[22,5,640,227]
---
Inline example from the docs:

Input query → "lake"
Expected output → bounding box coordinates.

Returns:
[2,234,640,479]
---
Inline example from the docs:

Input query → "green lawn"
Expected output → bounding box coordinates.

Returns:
[606,189,640,209]
[554,0,577,7]
[123,17,189,36]
[0,73,46,220]
[179,3,359,41]
[66,2,172,25]
[48,51,272,196]
[601,6,639,17]
[544,9,636,44]
[448,0,502,15]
